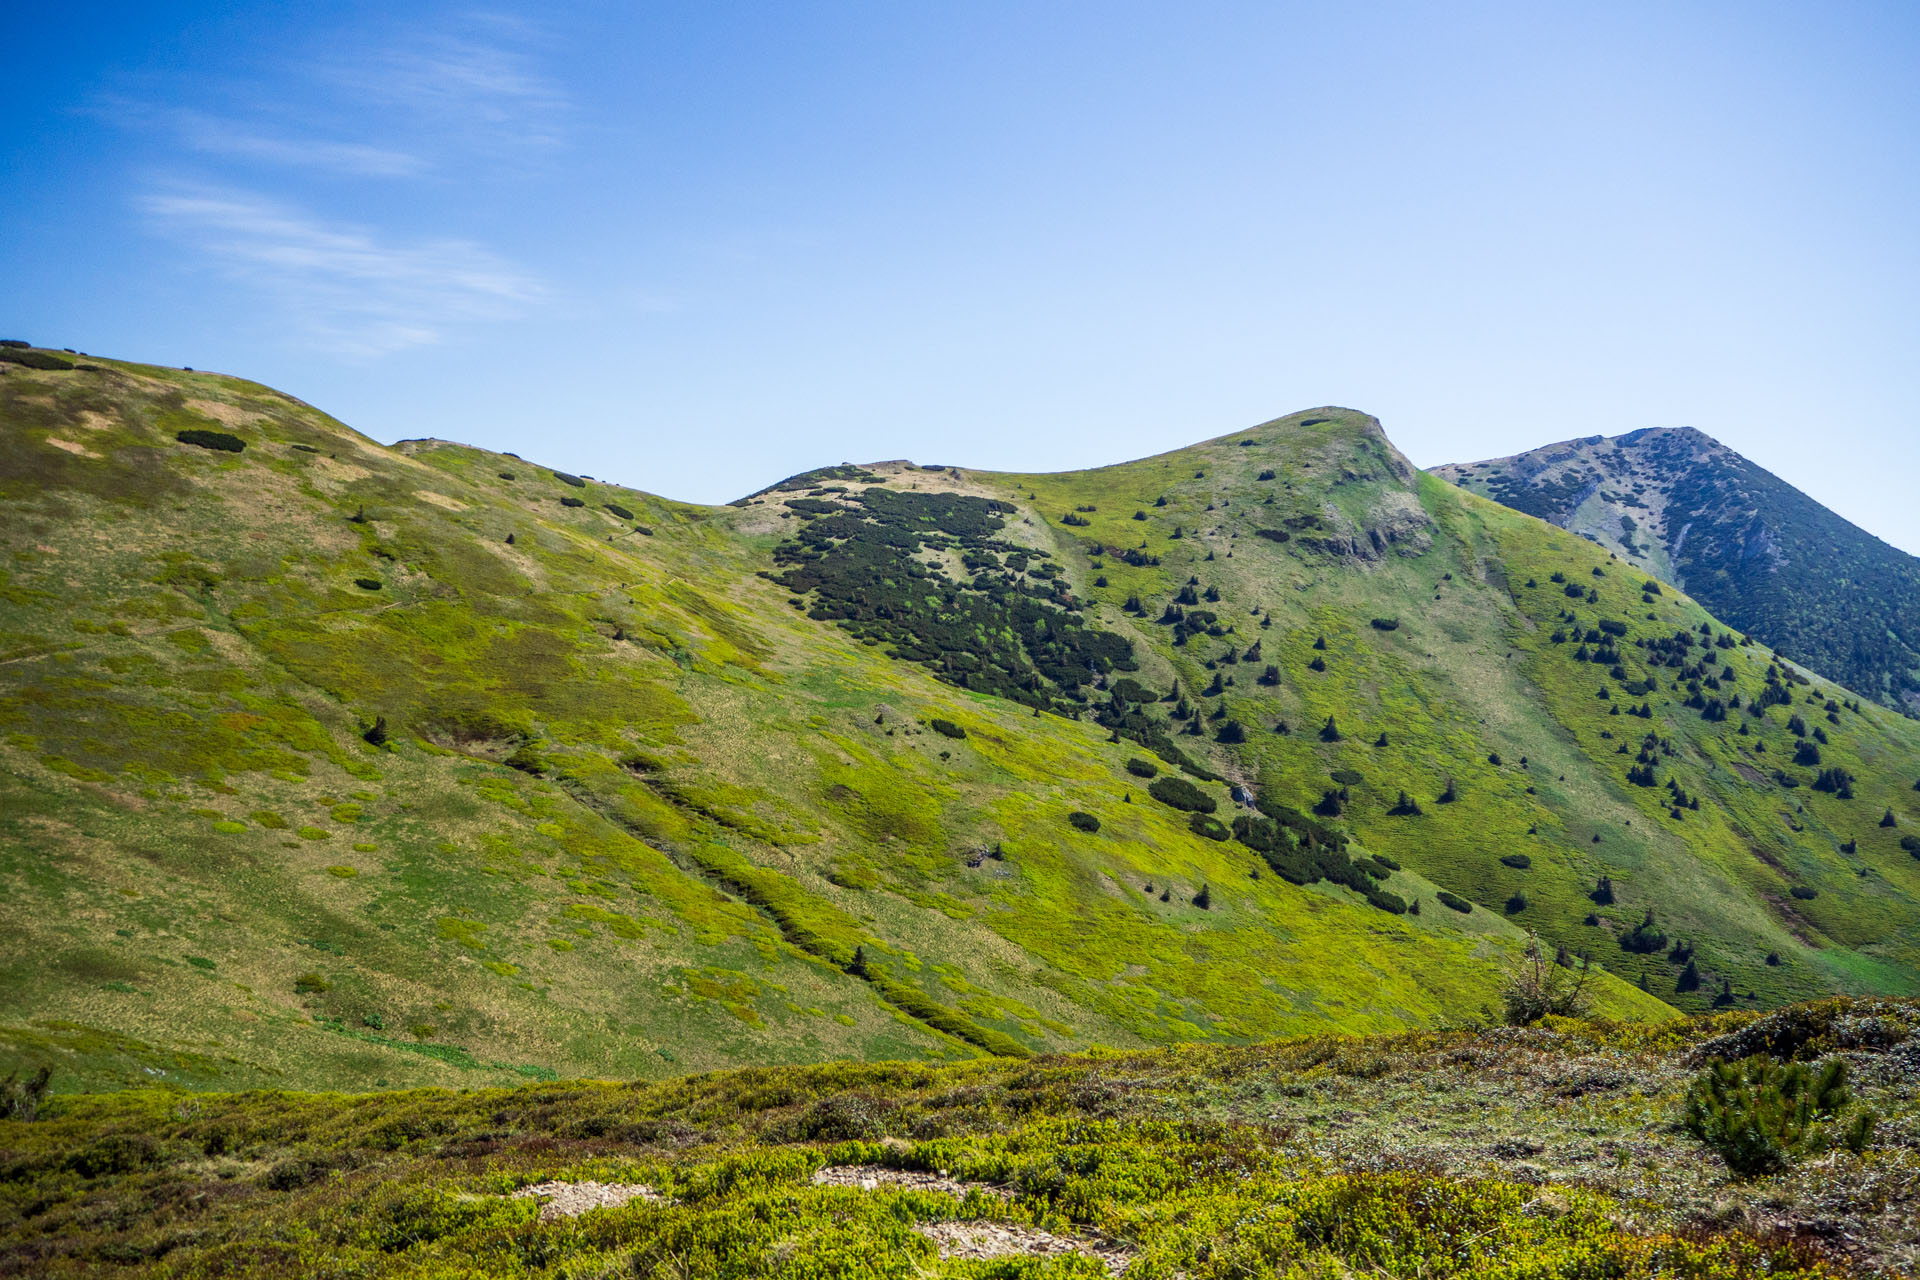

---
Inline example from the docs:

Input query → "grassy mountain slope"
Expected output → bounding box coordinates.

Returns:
[3,347,1918,1093]
[1435,427,1920,715]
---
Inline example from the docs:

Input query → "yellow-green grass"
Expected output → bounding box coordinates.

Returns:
[3,358,1916,1095]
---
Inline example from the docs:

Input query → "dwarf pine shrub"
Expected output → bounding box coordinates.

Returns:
[1683,1055,1874,1175]
[1148,776,1215,813]
[176,428,245,452]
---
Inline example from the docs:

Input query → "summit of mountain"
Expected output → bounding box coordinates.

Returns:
[1435,428,1920,715]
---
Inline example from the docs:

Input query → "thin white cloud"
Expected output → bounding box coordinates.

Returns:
[87,97,427,178]
[321,18,572,151]
[173,110,426,178]
[141,186,547,356]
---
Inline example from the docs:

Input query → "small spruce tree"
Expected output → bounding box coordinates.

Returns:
[1677,958,1701,992]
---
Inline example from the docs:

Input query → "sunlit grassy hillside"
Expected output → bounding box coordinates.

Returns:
[2,344,1917,1092]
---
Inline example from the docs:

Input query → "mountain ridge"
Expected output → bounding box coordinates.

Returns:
[4,343,1920,1095]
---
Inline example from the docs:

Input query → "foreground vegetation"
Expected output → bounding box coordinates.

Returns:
[2,998,1916,1277]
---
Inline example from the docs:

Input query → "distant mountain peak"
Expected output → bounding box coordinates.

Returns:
[1436,429,1920,715]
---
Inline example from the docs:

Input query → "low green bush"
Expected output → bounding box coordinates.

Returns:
[1437,891,1472,913]
[1068,810,1100,833]
[928,718,966,739]
[0,347,74,370]
[176,428,246,452]
[1149,775,1215,813]
[1188,812,1229,841]
[1683,1055,1874,1175]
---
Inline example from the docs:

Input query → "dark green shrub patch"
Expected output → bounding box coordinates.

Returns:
[1149,776,1215,813]
[1188,813,1229,841]
[604,502,635,520]
[1437,891,1473,913]
[1619,909,1668,953]
[1068,810,1100,833]
[552,470,586,487]
[176,428,246,452]
[1229,801,1402,913]
[0,347,74,370]
[1125,757,1159,779]
[772,486,1135,713]
[928,718,966,739]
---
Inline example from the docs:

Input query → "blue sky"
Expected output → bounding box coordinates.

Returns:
[5,2,1918,551]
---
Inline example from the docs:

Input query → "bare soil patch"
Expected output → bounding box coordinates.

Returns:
[915,1220,1133,1274]
[510,1180,663,1221]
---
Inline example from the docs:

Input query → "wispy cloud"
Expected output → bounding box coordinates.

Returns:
[142,186,546,356]
[89,97,428,178]
[108,12,569,356]
[172,110,426,178]
[321,14,572,152]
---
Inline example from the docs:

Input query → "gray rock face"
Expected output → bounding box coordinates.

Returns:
[1436,428,1920,715]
